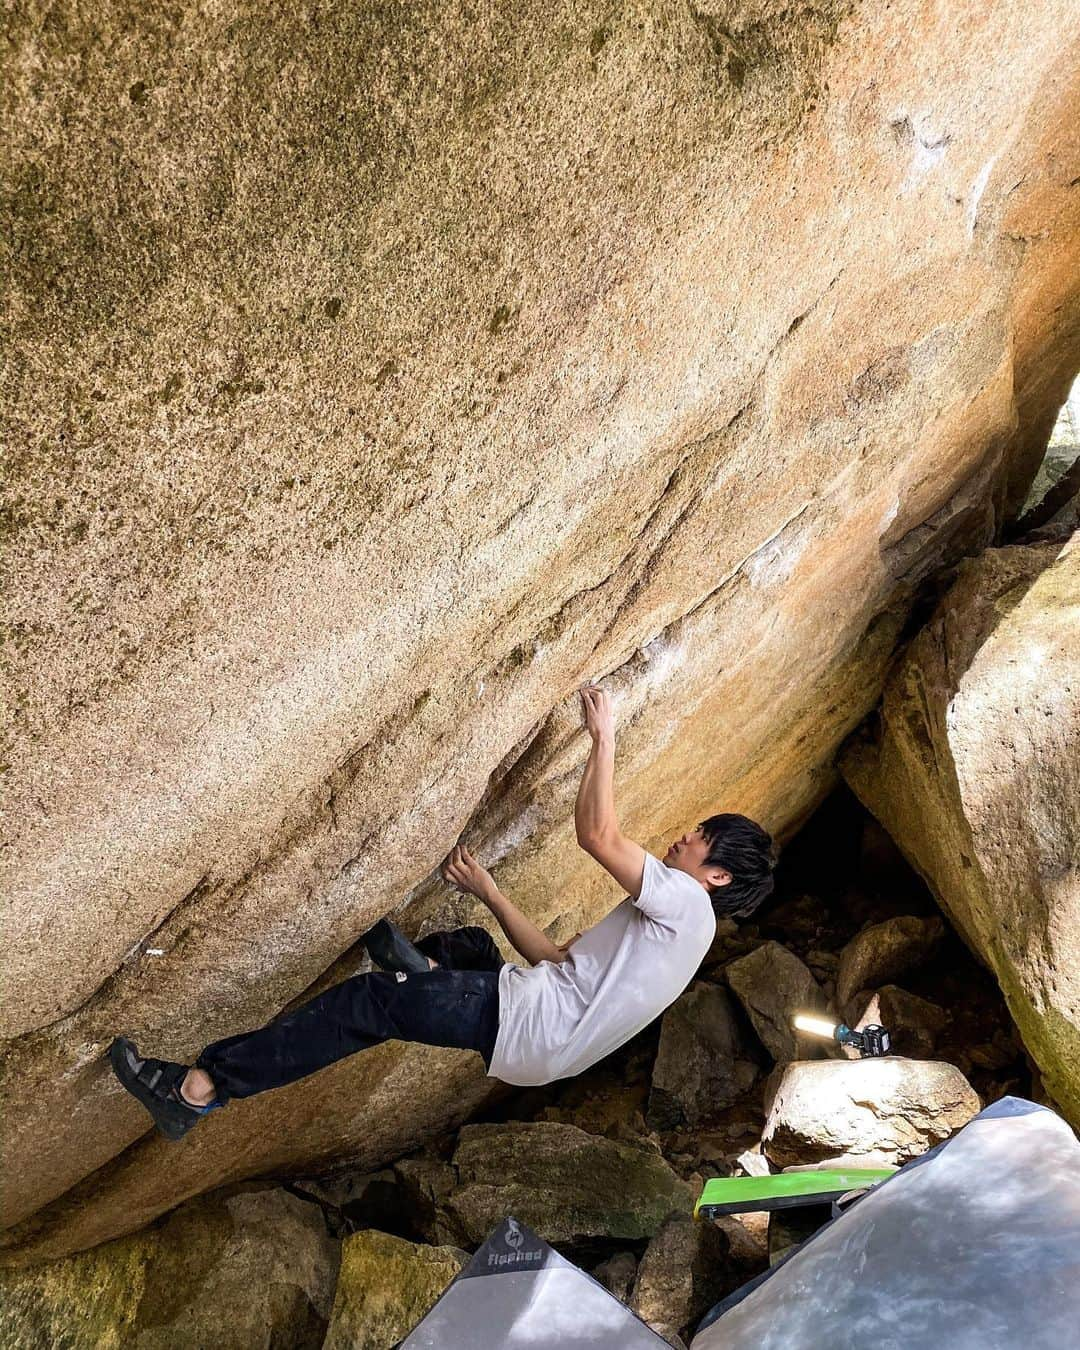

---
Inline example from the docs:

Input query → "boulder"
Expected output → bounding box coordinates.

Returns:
[535,1063,653,1145]
[847,985,948,1058]
[4,0,1079,1261]
[647,982,761,1129]
[322,1230,467,1350]
[804,949,840,983]
[840,534,1080,1124]
[590,1250,639,1303]
[761,1059,981,1167]
[629,1212,739,1348]
[734,1148,772,1178]
[0,1188,338,1349]
[836,916,945,1005]
[968,1029,1023,1072]
[442,1121,694,1245]
[725,942,829,1063]
[712,1213,770,1269]
[391,1156,462,1246]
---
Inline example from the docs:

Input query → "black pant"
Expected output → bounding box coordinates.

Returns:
[196,926,505,1104]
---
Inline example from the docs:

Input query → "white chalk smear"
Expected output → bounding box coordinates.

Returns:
[968,155,998,239]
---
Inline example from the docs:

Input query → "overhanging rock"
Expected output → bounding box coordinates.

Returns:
[3,0,1078,1261]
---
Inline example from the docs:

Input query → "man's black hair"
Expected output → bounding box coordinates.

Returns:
[698,812,778,918]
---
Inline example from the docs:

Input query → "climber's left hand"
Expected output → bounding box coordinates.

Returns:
[441,842,494,900]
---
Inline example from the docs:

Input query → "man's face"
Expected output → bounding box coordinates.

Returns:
[663,825,731,891]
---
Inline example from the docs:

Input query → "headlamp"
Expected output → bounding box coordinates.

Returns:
[793,1013,892,1058]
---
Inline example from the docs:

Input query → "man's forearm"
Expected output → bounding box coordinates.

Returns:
[481,883,566,967]
[575,733,618,841]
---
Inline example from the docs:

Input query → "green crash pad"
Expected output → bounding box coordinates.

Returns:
[695,1168,896,1217]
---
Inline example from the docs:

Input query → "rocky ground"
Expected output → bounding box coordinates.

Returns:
[1,787,1034,1349]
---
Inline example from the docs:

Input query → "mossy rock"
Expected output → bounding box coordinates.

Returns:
[0,1187,337,1349]
[323,1229,468,1350]
[444,1121,694,1245]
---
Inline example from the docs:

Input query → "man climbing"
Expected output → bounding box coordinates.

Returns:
[110,684,777,1139]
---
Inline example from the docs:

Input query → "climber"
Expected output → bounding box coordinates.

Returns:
[109,684,778,1140]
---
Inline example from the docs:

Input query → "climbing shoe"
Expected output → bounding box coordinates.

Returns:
[362,918,431,974]
[108,1037,220,1141]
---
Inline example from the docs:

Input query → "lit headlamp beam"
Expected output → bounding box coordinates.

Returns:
[792,1013,840,1039]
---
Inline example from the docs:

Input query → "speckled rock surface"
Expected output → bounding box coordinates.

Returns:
[322,1230,467,1350]
[629,1212,737,1348]
[761,1058,981,1167]
[841,530,1080,1125]
[440,1121,693,1245]
[725,941,828,1062]
[0,1187,338,1348]
[2,0,1078,1260]
[648,981,761,1128]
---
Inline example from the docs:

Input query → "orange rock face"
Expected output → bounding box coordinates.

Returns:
[2,0,1078,1260]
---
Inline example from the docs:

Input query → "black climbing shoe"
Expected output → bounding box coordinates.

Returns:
[362,918,431,974]
[108,1037,214,1142]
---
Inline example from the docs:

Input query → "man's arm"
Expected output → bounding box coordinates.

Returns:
[575,685,648,898]
[482,883,569,967]
[441,843,568,966]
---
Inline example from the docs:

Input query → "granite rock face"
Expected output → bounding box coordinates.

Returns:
[2,0,1078,1260]
[629,1212,737,1348]
[761,1058,981,1167]
[841,531,1080,1125]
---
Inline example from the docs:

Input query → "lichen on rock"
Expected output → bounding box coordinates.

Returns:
[0,1188,339,1349]
[322,1230,467,1350]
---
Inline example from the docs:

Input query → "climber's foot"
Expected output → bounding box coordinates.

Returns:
[108,1037,220,1142]
[362,918,433,974]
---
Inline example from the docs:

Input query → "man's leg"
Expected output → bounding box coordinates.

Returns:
[191,966,500,1105]
[414,924,506,973]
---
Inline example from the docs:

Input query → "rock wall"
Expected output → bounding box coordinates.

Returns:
[3,0,1078,1260]
[841,525,1080,1125]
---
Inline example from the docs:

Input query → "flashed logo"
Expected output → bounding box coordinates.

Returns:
[487,1217,543,1267]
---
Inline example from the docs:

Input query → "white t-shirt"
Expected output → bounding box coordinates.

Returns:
[486,852,717,1087]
